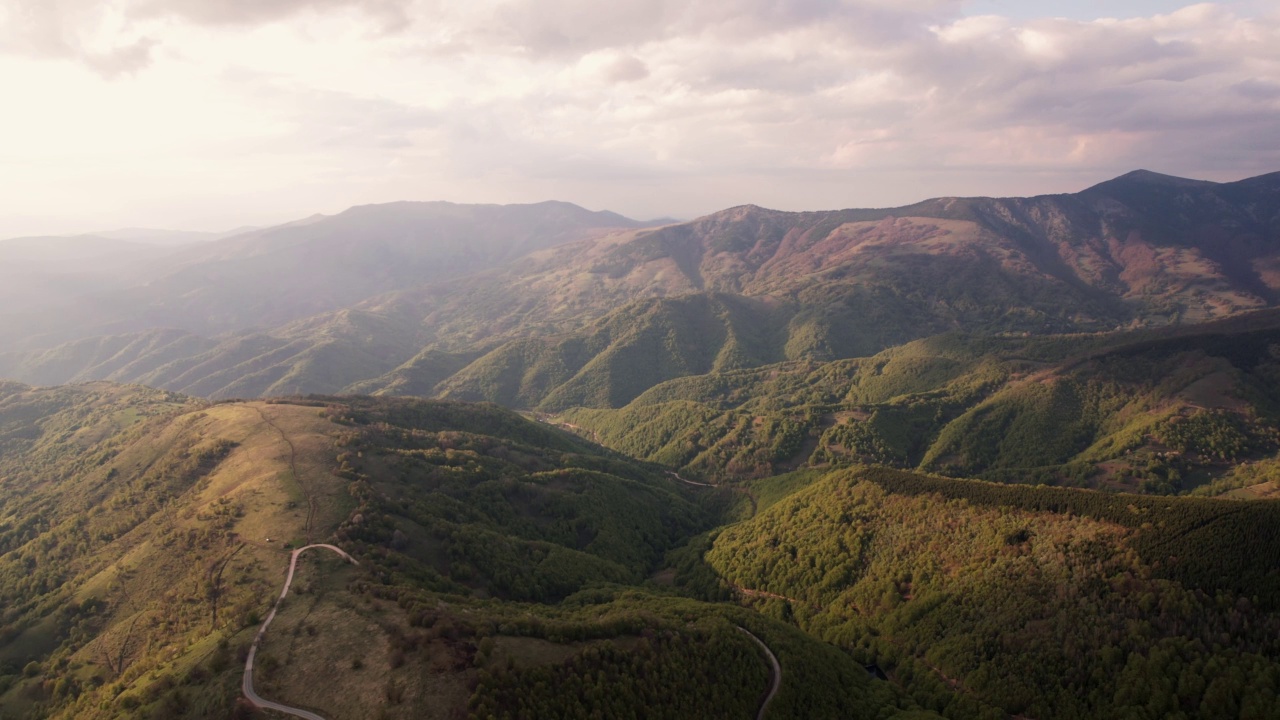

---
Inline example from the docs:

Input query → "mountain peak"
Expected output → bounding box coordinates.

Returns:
[1084,169,1218,195]
[699,203,779,222]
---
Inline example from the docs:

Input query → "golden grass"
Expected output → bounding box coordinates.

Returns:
[0,400,363,718]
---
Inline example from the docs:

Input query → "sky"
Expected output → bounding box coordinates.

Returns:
[0,0,1277,237]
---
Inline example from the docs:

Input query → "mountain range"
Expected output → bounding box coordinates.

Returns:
[2,170,1279,406]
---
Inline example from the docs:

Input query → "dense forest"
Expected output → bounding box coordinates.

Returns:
[701,467,1280,719]
[561,311,1280,498]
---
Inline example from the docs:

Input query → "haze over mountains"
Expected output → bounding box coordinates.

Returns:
[3,170,1278,405]
[0,202,648,352]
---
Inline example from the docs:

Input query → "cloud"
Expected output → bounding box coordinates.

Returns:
[464,0,960,59]
[223,0,1280,202]
[0,0,156,76]
[897,6,1280,163]
[1233,78,1280,99]
[3,0,1280,233]
[250,81,442,152]
[134,0,412,30]
[82,36,158,78]
[0,0,412,77]
[601,54,649,84]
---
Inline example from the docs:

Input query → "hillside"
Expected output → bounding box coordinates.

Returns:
[4,175,1280,720]
[0,385,928,719]
[3,171,1279,406]
[560,309,1280,493]
[0,383,355,718]
[696,465,1280,719]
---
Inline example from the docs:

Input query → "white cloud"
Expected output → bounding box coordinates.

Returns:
[0,0,1277,236]
[133,0,411,28]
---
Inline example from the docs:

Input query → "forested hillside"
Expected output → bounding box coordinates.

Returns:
[2,379,1278,718]
[700,466,1280,719]
[561,309,1280,494]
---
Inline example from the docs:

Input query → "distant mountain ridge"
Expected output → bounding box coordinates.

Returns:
[0,200,648,351]
[0,226,255,248]
[87,226,256,245]
[2,171,1279,406]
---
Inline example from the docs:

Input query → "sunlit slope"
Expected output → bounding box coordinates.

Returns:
[0,384,351,718]
[697,466,1280,719]
[251,396,930,720]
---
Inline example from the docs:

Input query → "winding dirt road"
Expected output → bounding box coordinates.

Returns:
[669,470,760,516]
[736,627,782,720]
[667,470,716,488]
[242,544,358,720]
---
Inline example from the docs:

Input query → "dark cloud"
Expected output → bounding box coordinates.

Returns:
[1233,78,1280,99]
[742,5,1280,177]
